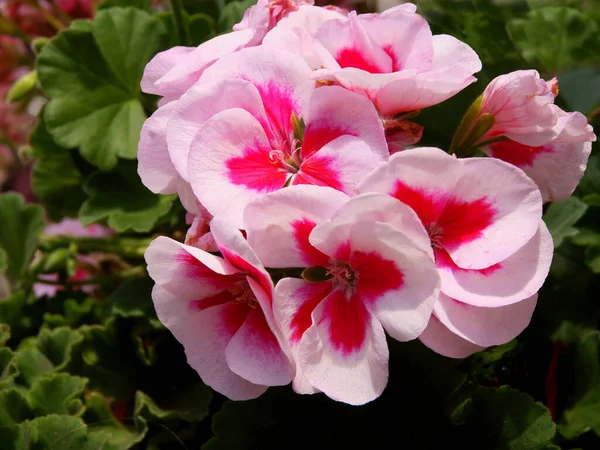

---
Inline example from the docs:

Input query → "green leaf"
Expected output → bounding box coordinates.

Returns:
[561,387,600,439]
[37,7,167,170]
[0,292,37,344]
[99,0,152,11]
[30,116,89,221]
[79,320,141,398]
[28,373,87,416]
[188,13,216,45]
[554,323,600,439]
[15,327,83,386]
[43,298,99,329]
[0,194,46,284]
[109,277,159,323]
[134,382,212,423]
[0,389,31,427]
[451,386,556,449]
[569,229,600,272]
[84,392,148,450]
[559,67,600,115]
[543,197,588,247]
[79,163,175,233]
[582,193,600,207]
[0,323,10,346]
[26,415,118,450]
[578,155,600,196]
[0,347,18,389]
[506,6,600,72]
[218,0,255,33]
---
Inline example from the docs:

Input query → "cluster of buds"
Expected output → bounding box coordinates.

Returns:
[138,1,595,405]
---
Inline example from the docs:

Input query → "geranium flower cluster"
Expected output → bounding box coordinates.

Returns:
[139,1,596,405]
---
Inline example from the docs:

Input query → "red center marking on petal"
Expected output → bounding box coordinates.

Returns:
[488,140,553,168]
[226,144,288,192]
[292,153,343,191]
[253,80,300,145]
[333,241,351,262]
[321,289,370,355]
[176,251,240,289]
[220,301,251,335]
[434,248,502,275]
[190,290,234,311]
[301,126,351,160]
[382,44,402,71]
[352,250,404,303]
[220,248,273,300]
[291,218,330,266]
[245,307,281,348]
[336,47,386,74]
[290,281,333,343]
[392,181,496,250]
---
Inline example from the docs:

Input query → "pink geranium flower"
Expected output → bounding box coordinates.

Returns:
[171,47,388,228]
[145,218,293,400]
[485,109,596,203]
[476,70,561,147]
[267,8,481,116]
[358,147,551,357]
[244,185,439,404]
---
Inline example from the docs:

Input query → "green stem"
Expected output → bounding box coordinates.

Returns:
[169,0,191,46]
[39,236,154,259]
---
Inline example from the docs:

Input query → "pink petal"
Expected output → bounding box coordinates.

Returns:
[187,108,284,229]
[433,292,538,347]
[262,26,339,70]
[225,306,294,386]
[273,277,330,394]
[209,217,274,303]
[199,47,314,144]
[358,9,433,72]
[177,180,201,215]
[294,136,387,194]
[328,192,433,257]
[141,46,195,96]
[315,13,393,74]
[419,314,485,358]
[438,222,552,307]
[244,185,349,267]
[375,35,481,116]
[275,278,332,345]
[450,156,542,268]
[185,211,218,253]
[137,102,179,194]
[359,148,542,269]
[481,70,559,146]
[376,35,481,115]
[485,112,595,203]
[298,289,389,405]
[301,85,388,160]
[145,236,241,300]
[275,4,346,35]
[153,29,255,99]
[153,285,267,399]
[167,79,268,181]
[310,219,439,341]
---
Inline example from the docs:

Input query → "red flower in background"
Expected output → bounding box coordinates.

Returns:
[55,0,93,19]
